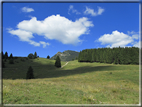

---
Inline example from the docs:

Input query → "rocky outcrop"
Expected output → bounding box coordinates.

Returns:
[50,50,79,61]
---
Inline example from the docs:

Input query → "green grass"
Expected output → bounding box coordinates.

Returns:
[3,58,139,104]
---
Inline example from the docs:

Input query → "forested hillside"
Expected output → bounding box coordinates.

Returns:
[78,47,139,65]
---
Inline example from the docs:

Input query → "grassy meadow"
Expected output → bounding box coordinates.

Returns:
[2,57,139,104]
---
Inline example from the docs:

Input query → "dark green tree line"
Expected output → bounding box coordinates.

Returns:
[78,47,139,65]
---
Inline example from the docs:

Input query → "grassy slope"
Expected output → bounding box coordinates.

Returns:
[3,57,66,79]
[3,58,139,104]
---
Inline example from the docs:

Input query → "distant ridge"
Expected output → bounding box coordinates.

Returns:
[50,50,79,61]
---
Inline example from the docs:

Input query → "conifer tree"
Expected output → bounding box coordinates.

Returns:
[1,51,4,59]
[34,52,37,59]
[5,52,8,59]
[55,56,61,68]
[47,55,50,59]
[10,53,13,59]
[26,66,34,79]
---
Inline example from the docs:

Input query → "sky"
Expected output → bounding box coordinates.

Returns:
[2,2,140,58]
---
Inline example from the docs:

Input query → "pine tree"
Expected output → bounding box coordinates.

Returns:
[55,56,61,68]
[34,52,37,59]
[5,52,8,59]
[1,51,4,59]
[10,53,13,59]
[47,55,50,59]
[26,66,34,79]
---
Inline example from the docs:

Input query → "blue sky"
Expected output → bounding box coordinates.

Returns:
[2,2,140,58]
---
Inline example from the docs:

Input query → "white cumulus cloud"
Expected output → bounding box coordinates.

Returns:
[84,6,104,16]
[8,14,93,47]
[40,41,50,48]
[21,7,34,13]
[68,5,81,15]
[8,29,40,47]
[133,41,140,48]
[97,30,135,48]
[8,29,34,41]
[128,31,139,40]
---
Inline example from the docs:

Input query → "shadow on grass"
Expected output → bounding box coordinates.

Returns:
[34,65,115,79]
[4,56,130,79]
[2,57,117,79]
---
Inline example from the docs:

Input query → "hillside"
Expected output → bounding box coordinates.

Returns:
[3,58,139,104]
[50,50,79,61]
[2,57,66,79]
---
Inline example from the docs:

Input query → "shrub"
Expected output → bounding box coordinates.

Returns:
[28,53,34,59]
[9,59,14,64]
[26,66,34,79]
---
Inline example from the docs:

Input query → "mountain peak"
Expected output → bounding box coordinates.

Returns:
[50,50,79,61]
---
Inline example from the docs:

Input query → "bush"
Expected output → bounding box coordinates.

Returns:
[28,53,34,59]
[55,56,61,68]
[9,59,14,64]
[26,66,34,79]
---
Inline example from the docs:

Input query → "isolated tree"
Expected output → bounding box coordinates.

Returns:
[34,52,37,59]
[47,55,50,59]
[5,52,8,59]
[1,51,4,59]
[28,53,34,59]
[26,66,34,79]
[9,53,13,59]
[55,56,61,68]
